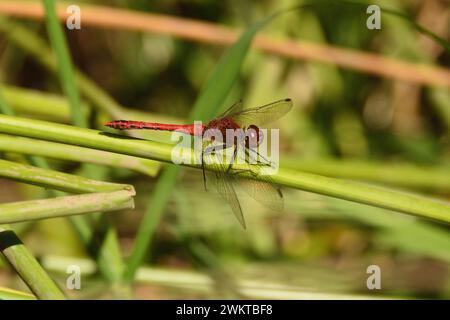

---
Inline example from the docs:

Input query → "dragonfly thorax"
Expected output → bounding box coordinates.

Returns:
[204,118,263,148]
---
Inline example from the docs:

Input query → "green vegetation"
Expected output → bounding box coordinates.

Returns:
[0,0,449,299]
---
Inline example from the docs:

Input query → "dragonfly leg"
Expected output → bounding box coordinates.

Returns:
[230,167,256,177]
[203,142,227,156]
[232,148,276,177]
[226,145,238,174]
[202,142,228,191]
[247,146,274,167]
[201,150,207,191]
[229,151,259,178]
[231,166,283,198]
[203,142,236,173]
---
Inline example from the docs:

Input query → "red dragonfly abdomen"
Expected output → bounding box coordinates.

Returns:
[105,120,204,136]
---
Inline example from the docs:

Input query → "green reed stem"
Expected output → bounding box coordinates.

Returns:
[0,134,159,176]
[0,225,65,299]
[0,190,135,224]
[0,114,449,225]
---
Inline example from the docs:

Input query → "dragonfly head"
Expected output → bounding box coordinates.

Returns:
[245,124,263,149]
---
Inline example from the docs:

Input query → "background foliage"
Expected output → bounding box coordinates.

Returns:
[0,0,449,299]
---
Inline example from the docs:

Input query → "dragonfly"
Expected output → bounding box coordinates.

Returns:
[105,98,293,229]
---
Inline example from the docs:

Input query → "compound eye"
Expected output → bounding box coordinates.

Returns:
[246,125,263,147]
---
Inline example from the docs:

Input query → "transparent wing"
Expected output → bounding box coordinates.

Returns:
[215,171,246,229]
[238,177,283,212]
[217,100,243,119]
[202,138,284,228]
[203,141,246,229]
[234,144,284,211]
[227,98,293,128]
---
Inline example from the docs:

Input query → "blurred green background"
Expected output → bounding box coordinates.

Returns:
[0,0,449,299]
